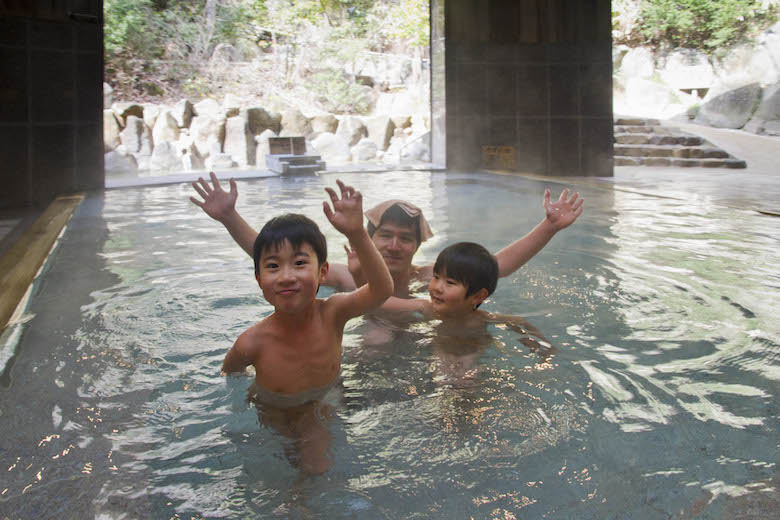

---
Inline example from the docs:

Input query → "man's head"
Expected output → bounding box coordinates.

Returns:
[365,201,432,276]
[429,242,498,315]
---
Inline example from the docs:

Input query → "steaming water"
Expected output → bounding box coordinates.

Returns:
[0,171,777,518]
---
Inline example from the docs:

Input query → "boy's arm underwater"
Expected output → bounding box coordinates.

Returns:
[190,173,358,291]
[493,188,583,278]
[322,180,394,322]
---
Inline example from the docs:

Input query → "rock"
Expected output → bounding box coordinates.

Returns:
[658,48,714,89]
[351,137,378,162]
[712,43,779,91]
[181,150,205,172]
[205,153,235,170]
[310,132,351,165]
[222,94,243,117]
[390,115,412,130]
[150,141,181,171]
[194,98,223,120]
[119,115,153,155]
[695,83,762,129]
[172,99,194,128]
[365,115,395,151]
[242,107,281,135]
[190,115,225,158]
[400,131,430,163]
[374,89,426,115]
[103,110,121,152]
[210,43,238,65]
[152,110,180,147]
[619,46,655,79]
[103,82,113,108]
[104,150,137,172]
[280,109,312,137]
[311,114,338,134]
[254,129,277,168]
[335,116,367,146]
[411,112,429,133]
[754,82,780,120]
[763,120,780,135]
[743,117,766,134]
[223,115,254,167]
[617,77,695,119]
[142,104,162,130]
[382,136,405,164]
[112,102,144,126]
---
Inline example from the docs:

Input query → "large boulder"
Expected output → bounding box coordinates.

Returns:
[365,115,395,151]
[311,114,338,134]
[119,115,153,155]
[103,82,113,108]
[152,109,180,146]
[112,102,143,127]
[222,94,243,117]
[242,107,281,135]
[351,137,378,162]
[254,129,277,169]
[712,43,779,90]
[103,110,121,151]
[223,115,254,167]
[280,109,312,137]
[658,48,714,90]
[194,98,223,120]
[744,82,780,134]
[310,132,351,165]
[335,116,367,146]
[172,99,194,128]
[400,131,431,163]
[619,46,655,79]
[150,141,181,171]
[210,43,239,65]
[695,83,762,128]
[143,104,162,130]
[190,115,225,158]
[104,150,137,172]
[205,153,235,170]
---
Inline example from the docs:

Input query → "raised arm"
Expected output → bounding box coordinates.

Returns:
[190,172,258,257]
[323,180,393,320]
[494,188,583,277]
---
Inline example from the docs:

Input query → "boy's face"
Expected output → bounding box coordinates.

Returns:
[371,222,419,275]
[255,240,328,314]
[428,270,488,318]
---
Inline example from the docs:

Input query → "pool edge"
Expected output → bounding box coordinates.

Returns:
[0,193,85,331]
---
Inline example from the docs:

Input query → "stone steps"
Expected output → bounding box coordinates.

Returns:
[613,117,746,169]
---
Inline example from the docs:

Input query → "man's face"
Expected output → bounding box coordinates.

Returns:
[371,222,419,275]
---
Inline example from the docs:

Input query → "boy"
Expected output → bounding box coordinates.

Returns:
[382,242,553,384]
[221,180,393,474]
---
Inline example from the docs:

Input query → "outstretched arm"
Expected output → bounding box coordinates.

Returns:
[494,188,583,277]
[323,180,394,320]
[190,172,258,257]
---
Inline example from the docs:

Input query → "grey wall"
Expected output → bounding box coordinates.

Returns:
[0,1,103,209]
[438,0,613,176]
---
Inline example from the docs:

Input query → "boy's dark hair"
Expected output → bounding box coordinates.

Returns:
[366,204,421,245]
[253,214,327,273]
[433,242,498,299]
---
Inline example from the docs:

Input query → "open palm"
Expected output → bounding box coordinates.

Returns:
[544,188,583,231]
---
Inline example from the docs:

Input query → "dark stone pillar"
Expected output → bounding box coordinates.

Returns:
[435,0,613,176]
[0,1,104,209]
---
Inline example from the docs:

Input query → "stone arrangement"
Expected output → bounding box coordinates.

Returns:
[614,118,746,168]
[103,91,431,174]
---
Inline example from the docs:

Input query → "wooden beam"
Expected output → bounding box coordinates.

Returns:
[0,193,84,331]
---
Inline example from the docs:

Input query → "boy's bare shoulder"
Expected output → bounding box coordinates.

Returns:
[234,319,271,355]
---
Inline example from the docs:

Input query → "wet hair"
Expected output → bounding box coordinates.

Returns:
[253,214,327,273]
[433,242,498,301]
[366,204,421,246]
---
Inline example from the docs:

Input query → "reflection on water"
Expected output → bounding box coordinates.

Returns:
[0,171,777,518]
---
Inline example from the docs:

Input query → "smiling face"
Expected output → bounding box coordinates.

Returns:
[256,240,328,314]
[371,222,419,276]
[428,269,488,318]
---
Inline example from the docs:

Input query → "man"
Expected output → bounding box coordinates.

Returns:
[190,172,583,298]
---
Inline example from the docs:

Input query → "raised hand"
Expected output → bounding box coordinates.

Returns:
[190,172,238,222]
[543,188,584,231]
[343,243,365,285]
[323,180,364,237]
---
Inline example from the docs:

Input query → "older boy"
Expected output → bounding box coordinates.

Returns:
[222,180,393,473]
[190,174,583,298]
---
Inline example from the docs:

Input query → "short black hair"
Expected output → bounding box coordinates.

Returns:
[433,242,498,298]
[253,214,327,273]
[366,203,421,245]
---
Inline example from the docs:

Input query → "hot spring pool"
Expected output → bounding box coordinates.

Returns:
[0,171,777,518]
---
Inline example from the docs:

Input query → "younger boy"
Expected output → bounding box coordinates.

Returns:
[221,180,393,473]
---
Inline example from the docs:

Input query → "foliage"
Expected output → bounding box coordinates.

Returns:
[636,0,776,50]
[308,69,372,113]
